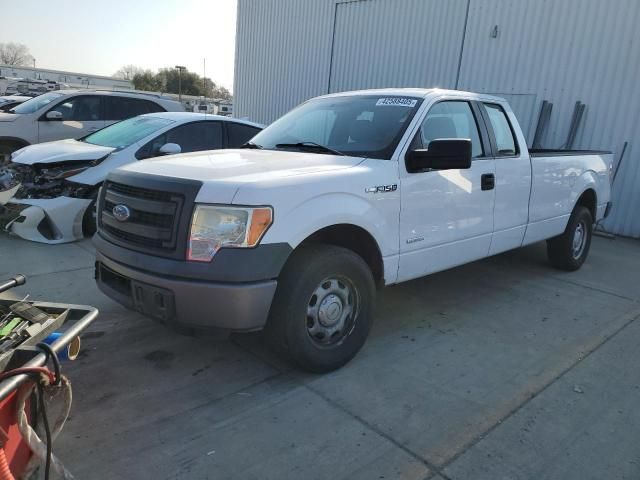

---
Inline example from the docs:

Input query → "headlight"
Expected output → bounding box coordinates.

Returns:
[187,205,273,262]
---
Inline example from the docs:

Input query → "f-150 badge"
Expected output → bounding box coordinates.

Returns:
[365,184,398,194]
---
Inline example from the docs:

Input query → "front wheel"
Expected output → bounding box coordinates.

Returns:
[547,206,593,271]
[266,244,376,373]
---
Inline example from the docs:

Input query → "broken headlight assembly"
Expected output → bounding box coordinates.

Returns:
[187,205,273,262]
[38,159,97,181]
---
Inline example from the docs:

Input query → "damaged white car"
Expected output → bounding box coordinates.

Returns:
[0,112,263,243]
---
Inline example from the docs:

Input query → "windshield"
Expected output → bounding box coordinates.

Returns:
[251,95,423,159]
[9,91,66,114]
[82,116,174,149]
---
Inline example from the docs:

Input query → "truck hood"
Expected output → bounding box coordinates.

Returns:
[12,139,114,165]
[119,149,364,204]
[0,112,19,122]
[121,149,363,180]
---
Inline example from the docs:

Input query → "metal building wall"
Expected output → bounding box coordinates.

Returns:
[329,0,468,92]
[457,0,640,237]
[235,0,640,237]
[234,0,336,124]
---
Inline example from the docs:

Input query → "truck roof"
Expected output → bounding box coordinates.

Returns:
[320,88,507,104]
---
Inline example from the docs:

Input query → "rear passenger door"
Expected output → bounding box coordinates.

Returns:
[226,122,262,148]
[136,121,223,159]
[398,99,496,282]
[104,96,165,126]
[479,102,532,255]
[38,95,105,142]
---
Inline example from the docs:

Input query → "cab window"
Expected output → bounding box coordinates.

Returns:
[483,103,518,156]
[411,101,484,158]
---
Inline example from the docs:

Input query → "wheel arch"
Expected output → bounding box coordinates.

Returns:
[294,224,385,288]
[0,136,30,149]
[575,187,597,221]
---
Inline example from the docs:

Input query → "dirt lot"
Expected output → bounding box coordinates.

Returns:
[1,233,639,480]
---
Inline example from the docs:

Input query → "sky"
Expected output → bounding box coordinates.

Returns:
[0,0,238,91]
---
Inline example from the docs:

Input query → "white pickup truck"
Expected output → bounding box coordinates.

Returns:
[94,89,612,372]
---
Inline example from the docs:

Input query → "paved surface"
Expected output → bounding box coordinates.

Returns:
[1,234,639,479]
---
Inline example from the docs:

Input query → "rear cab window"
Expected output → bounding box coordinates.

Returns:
[483,103,518,156]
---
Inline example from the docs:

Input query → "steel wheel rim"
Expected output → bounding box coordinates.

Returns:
[306,276,359,347]
[572,220,587,259]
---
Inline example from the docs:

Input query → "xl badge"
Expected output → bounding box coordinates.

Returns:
[112,204,131,222]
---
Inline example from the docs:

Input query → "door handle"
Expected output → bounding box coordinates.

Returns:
[481,173,495,191]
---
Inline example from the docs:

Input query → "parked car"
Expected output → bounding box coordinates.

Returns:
[0,112,263,243]
[93,88,612,372]
[0,89,184,163]
[0,95,31,113]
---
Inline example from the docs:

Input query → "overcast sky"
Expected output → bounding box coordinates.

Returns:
[0,0,238,90]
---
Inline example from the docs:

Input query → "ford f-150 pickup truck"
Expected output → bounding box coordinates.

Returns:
[93,89,613,372]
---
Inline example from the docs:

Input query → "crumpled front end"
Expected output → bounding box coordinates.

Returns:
[0,162,97,243]
[6,196,92,243]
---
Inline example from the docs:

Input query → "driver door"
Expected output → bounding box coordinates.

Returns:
[38,95,105,142]
[397,100,496,282]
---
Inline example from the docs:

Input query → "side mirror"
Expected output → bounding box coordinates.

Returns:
[406,139,472,172]
[45,110,63,121]
[158,143,182,156]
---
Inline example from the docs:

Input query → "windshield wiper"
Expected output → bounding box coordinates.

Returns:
[240,141,263,149]
[275,142,344,156]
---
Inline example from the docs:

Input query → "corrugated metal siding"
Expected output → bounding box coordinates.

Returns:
[234,0,335,124]
[235,0,640,237]
[329,0,467,93]
[458,0,640,236]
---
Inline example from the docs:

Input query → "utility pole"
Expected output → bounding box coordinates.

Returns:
[175,65,186,103]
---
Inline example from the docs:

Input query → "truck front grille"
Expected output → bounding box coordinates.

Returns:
[99,181,183,252]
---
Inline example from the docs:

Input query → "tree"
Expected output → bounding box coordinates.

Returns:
[130,66,232,100]
[0,43,34,66]
[113,64,144,80]
[132,70,163,92]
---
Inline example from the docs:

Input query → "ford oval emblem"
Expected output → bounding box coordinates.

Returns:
[112,204,131,222]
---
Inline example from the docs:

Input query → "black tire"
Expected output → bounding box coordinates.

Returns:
[82,191,99,237]
[547,206,593,271]
[266,244,376,373]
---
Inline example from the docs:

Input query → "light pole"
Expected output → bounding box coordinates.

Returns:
[175,65,186,103]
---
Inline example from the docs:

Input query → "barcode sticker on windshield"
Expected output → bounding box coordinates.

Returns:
[376,98,418,107]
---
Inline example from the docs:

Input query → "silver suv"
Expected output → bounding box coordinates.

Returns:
[0,90,184,162]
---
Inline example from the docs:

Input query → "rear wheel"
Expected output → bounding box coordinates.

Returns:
[266,244,375,373]
[547,206,593,271]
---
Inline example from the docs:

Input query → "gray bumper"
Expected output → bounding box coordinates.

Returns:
[96,252,277,332]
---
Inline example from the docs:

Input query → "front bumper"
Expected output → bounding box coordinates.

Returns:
[96,252,278,332]
[5,196,91,243]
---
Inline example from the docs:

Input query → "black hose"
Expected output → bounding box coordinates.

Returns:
[37,343,61,386]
